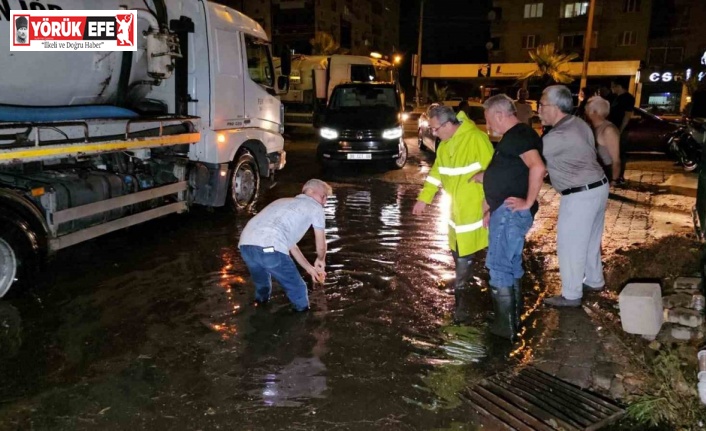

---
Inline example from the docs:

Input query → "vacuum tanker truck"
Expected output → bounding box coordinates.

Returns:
[0,0,291,297]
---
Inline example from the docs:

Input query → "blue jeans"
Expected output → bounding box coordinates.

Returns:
[486,203,534,288]
[239,245,309,311]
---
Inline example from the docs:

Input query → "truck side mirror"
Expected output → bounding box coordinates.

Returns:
[277,75,290,94]
[280,46,292,76]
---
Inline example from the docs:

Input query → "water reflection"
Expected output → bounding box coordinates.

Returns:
[254,357,328,407]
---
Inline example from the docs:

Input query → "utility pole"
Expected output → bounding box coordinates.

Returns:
[415,0,424,107]
[580,0,597,90]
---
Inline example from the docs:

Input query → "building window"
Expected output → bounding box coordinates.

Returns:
[618,31,636,46]
[648,47,684,65]
[561,33,584,50]
[522,34,537,49]
[623,0,640,12]
[562,2,588,18]
[490,36,501,51]
[524,3,543,18]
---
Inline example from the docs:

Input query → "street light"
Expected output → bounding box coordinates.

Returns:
[393,54,402,65]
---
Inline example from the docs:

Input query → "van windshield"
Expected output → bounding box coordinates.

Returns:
[329,86,398,110]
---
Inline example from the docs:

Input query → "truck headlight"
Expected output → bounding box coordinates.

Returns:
[320,127,339,140]
[382,127,402,140]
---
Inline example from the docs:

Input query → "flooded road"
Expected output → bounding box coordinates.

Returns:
[0,134,547,430]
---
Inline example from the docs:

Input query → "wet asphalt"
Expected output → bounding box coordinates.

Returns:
[0,131,552,430]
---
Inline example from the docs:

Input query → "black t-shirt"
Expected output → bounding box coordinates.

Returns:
[608,92,635,129]
[483,123,542,215]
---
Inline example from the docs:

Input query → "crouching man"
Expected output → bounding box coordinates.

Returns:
[238,179,331,311]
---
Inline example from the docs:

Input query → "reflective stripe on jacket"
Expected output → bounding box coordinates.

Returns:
[418,118,494,256]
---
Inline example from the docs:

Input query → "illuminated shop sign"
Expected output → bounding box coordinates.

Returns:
[646,69,706,83]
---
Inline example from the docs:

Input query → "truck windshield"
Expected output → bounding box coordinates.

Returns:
[245,35,274,89]
[329,86,398,110]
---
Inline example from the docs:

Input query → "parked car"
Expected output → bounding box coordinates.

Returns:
[316,82,408,169]
[417,102,496,153]
[623,107,680,154]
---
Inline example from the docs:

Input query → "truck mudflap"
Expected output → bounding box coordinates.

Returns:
[0,116,200,165]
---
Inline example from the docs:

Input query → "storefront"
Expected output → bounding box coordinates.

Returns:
[638,59,706,115]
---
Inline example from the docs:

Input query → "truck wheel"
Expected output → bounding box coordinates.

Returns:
[230,152,260,211]
[0,216,38,298]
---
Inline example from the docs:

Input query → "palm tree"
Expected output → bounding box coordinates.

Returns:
[309,31,340,55]
[431,82,449,103]
[520,43,578,85]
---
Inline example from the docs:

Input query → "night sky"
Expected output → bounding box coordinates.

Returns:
[398,0,492,88]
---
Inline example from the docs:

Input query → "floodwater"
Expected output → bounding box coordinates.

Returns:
[0,137,548,430]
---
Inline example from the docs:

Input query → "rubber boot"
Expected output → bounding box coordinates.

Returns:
[453,255,473,324]
[513,277,523,325]
[489,285,517,340]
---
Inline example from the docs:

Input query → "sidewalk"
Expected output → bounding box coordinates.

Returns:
[524,162,697,398]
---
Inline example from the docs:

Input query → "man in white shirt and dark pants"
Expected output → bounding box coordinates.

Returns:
[239,179,331,311]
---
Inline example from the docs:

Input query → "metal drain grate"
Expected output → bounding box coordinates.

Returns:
[463,367,625,431]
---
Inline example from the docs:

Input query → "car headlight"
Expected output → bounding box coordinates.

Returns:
[382,127,403,140]
[320,127,339,140]
[419,119,428,128]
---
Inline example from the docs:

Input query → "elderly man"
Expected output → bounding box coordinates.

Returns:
[539,85,609,307]
[239,179,330,312]
[472,94,545,339]
[413,104,494,323]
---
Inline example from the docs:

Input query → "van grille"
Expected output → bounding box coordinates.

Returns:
[338,129,380,140]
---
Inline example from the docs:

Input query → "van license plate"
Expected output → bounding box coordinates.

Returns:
[347,153,372,160]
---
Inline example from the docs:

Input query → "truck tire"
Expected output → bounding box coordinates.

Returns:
[0,215,38,298]
[230,152,260,211]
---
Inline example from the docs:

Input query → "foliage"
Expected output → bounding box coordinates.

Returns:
[625,348,706,430]
[309,31,340,55]
[431,82,449,103]
[520,43,578,85]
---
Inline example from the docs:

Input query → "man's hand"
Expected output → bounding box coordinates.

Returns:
[504,197,531,211]
[470,171,484,184]
[412,200,427,215]
[307,266,326,284]
[483,211,490,228]
[314,257,326,272]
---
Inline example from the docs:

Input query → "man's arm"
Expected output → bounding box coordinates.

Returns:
[290,244,325,282]
[505,149,546,211]
[602,126,621,181]
[313,228,327,271]
[619,110,631,133]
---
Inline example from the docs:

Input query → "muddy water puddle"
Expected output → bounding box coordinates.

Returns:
[0,181,544,430]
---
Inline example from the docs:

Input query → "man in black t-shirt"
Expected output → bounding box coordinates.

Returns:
[471,94,546,340]
[609,78,635,183]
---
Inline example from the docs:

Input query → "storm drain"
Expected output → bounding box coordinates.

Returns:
[463,367,625,431]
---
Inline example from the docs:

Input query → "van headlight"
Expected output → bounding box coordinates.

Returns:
[320,127,339,140]
[382,127,403,140]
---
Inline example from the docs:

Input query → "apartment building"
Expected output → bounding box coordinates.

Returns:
[220,0,400,58]
[488,0,651,64]
[642,0,706,112]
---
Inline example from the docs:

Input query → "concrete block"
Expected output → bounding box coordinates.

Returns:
[663,293,693,309]
[619,283,663,336]
[671,325,704,341]
[664,308,704,328]
[674,276,702,292]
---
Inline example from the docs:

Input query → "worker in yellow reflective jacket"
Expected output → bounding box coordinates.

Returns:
[413,104,495,323]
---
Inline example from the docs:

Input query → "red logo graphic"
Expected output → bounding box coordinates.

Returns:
[115,13,134,46]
